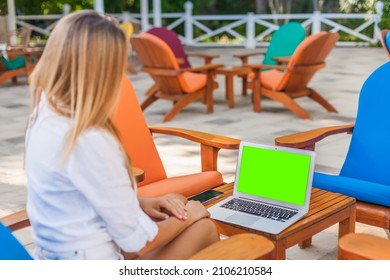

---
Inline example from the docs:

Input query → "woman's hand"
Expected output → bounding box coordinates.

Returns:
[139,194,188,221]
[185,200,210,223]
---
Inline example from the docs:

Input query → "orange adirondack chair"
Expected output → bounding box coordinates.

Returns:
[130,33,221,122]
[246,31,339,119]
[110,75,239,197]
[1,209,275,260]
[338,233,390,260]
[147,27,219,69]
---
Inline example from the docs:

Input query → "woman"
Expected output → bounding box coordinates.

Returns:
[25,10,219,260]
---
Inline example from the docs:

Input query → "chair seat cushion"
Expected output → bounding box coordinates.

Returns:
[1,56,25,70]
[248,69,284,90]
[314,172,390,207]
[137,171,223,197]
[0,223,32,260]
[180,72,207,93]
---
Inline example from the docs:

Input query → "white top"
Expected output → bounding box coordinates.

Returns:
[25,96,158,255]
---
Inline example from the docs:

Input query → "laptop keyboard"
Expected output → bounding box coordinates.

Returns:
[221,198,298,222]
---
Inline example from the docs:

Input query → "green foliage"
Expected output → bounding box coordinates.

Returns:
[1,0,385,44]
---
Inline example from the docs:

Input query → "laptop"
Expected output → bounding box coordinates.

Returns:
[208,141,316,234]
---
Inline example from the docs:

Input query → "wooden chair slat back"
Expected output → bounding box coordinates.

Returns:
[131,33,183,94]
[277,32,338,92]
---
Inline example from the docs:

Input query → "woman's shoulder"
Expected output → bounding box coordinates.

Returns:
[77,127,121,153]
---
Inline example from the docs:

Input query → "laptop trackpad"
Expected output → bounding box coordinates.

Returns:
[226,213,257,226]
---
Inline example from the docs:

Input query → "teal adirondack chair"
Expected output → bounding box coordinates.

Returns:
[235,22,305,66]
[263,22,306,66]
[234,22,306,95]
[0,52,27,84]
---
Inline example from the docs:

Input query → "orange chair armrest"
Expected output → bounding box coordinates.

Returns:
[245,63,286,71]
[1,209,30,231]
[132,167,145,183]
[275,123,354,150]
[187,53,220,64]
[187,63,224,73]
[273,56,291,65]
[142,66,182,77]
[233,52,265,59]
[149,126,240,150]
[288,63,325,74]
[338,233,390,260]
[176,58,185,65]
[233,52,266,65]
[189,233,274,260]
[186,53,220,60]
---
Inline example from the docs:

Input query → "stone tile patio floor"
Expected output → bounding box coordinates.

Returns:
[0,46,388,259]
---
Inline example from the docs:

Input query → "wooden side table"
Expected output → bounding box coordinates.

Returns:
[215,66,252,108]
[207,182,356,260]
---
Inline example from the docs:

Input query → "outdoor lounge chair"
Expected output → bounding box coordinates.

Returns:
[338,233,390,260]
[144,27,220,97]
[234,22,305,96]
[0,209,275,260]
[131,33,221,122]
[110,75,239,197]
[234,22,305,67]
[380,29,390,59]
[147,26,219,69]
[275,61,390,238]
[0,52,27,85]
[245,31,339,119]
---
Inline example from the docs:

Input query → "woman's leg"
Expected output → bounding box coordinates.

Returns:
[137,218,220,260]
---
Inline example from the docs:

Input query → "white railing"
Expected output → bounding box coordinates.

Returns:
[14,3,381,48]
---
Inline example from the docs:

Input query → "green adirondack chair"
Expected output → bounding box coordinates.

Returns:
[234,22,306,95]
[235,22,306,66]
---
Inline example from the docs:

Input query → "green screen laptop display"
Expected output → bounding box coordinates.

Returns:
[236,146,312,206]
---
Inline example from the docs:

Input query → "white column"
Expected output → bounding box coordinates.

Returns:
[63,4,71,15]
[153,0,162,27]
[311,11,321,34]
[94,0,105,14]
[7,0,17,46]
[141,0,149,32]
[184,1,193,45]
[246,12,256,49]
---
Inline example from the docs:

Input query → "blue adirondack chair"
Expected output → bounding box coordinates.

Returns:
[275,61,390,232]
[380,29,390,59]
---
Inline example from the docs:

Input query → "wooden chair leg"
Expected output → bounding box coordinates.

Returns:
[141,93,158,111]
[242,77,247,96]
[263,90,311,119]
[145,84,158,96]
[12,76,18,84]
[163,91,205,122]
[308,88,338,113]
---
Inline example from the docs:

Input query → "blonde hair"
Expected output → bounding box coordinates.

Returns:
[29,10,128,161]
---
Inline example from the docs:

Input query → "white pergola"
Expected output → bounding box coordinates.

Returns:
[6,0,163,45]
